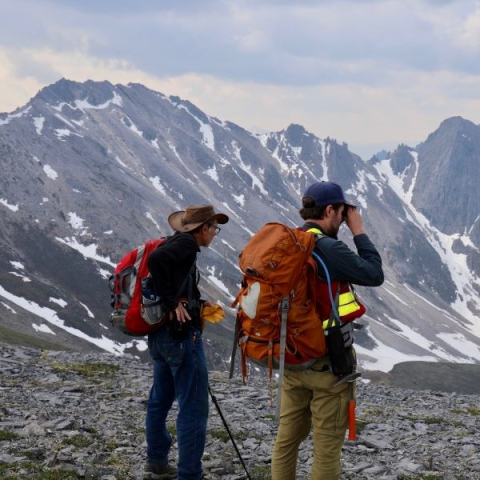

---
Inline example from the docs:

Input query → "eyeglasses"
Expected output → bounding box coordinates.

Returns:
[208,223,221,235]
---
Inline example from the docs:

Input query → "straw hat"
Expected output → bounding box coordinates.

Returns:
[168,205,229,233]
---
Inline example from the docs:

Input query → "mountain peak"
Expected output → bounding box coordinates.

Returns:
[433,116,479,138]
[33,78,116,109]
[282,124,312,146]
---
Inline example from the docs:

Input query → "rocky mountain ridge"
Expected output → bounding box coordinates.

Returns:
[0,79,479,374]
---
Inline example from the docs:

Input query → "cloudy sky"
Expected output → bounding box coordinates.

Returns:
[1,0,480,158]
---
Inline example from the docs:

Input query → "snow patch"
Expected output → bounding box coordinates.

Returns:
[53,91,123,113]
[43,165,58,180]
[0,283,125,354]
[205,165,219,182]
[54,128,72,139]
[149,177,166,195]
[32,323,56,334]
[178,104,215,150]
[1,301,16,313]
[205,266,233,299]
[122,116,144,138]
[115,156,132,172]
[355,337,437,373]
[49,297,68,308]
[55,237,115,267]
[145,212,160,230]
[68,212,87,232]
[80,302,95,318]
[232,193,245,207]
[33,116,45,135]
[437,332,480,362]
[9,271,31,282]
[10,261,25,270]
[231,141,267,195]
[98,268,111,279]
[346,171,368,209]
[0,107,31,126]
[0,198,19,212]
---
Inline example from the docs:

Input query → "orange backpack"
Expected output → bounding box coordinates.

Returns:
[231,223,327,385]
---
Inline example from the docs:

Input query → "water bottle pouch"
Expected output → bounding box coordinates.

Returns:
[140,276,167,326]
[141,298,166,325]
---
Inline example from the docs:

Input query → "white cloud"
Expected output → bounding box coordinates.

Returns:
[2,1,480,158]
[460,7,480,51]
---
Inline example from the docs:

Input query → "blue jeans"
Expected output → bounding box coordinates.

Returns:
[146,326,209,480]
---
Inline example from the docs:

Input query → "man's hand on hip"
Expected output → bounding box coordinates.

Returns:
[173,302,191,323]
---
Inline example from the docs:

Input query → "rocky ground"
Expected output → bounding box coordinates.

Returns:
[0,342,479,480]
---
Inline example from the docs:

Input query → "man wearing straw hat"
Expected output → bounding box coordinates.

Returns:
[143,205,229,480]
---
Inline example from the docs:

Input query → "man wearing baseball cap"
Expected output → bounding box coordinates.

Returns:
[144,205,228,480]
[271,182,384,480]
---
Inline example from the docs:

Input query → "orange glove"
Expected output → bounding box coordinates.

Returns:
[200,303,225,324]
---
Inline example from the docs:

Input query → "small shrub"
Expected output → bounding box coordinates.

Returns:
[0,430,19,441]
[398,475,443,480]
[0,463,16,478]
[49,361,120,378]
[362,407,383,416]
[423,417,443,425]
[104,439,121,451]
[467,405,480,416]
[126,423,144,435]
[62,434,94,448]
[37,469,82,480]
[250,464,271,480]
[451,405,479,416]
[104,455,130,478]
[0,461,82,479]
[19,449,46,460]
[167,424,176,438]
[355,418,369,435]
[422,416,463,428]
[210,428,230,442]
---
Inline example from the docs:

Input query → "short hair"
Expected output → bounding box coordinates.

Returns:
[190,221,218,235]
[189,222,208,235]
[299,197,343,220]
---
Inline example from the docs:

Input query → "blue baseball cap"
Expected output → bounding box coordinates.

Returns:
[303,181,356,208]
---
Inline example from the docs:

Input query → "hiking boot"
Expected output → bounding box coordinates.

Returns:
[143,462,177,480]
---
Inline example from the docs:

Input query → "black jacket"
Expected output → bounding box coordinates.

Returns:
[147,232,201,325]
[302,222,384,286]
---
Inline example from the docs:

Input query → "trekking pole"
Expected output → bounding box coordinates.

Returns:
[208,385,252,480]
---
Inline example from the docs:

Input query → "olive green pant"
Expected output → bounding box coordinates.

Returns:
[271,363,352,480]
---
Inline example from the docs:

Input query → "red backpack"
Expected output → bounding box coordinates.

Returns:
[109,238,166,336]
